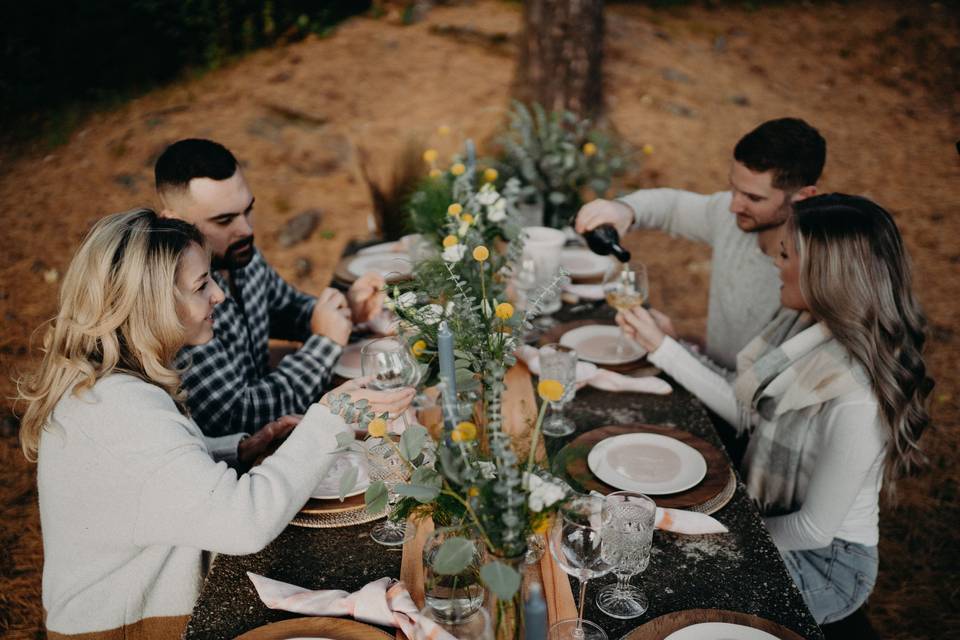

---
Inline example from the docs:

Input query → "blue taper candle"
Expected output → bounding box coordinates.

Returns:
[465,139,476,171]
[437,321,458,436]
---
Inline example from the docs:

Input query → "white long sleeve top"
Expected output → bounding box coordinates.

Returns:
[648,337,887,551]
[38,373,350,638]
[618,188,782,370]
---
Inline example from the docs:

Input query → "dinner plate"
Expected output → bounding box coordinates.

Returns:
[587,433,707,494]
[333,338,376,379]
[311,451,369,500]
[664,622,780,640]
[234,616,392,640]
[560,247,615,280]
[357,241,400,255]
[559,324,646,365]
[346,252,412,279]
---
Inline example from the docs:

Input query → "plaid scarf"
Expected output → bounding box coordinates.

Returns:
[733,309,871,513]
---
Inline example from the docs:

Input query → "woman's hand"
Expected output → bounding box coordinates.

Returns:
[616,306,670,353]
[237,414,302,467]
[320,376,415,420]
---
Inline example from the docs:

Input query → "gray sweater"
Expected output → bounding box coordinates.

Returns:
[618,188,782,370]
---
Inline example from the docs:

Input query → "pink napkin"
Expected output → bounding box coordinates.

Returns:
[247,573,456,640]
[517,345,671,395]
[656,507,728,534]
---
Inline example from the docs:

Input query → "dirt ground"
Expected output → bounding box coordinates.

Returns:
[1,1,958,637]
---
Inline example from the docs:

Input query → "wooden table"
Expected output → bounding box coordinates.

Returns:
[185,299,822,640]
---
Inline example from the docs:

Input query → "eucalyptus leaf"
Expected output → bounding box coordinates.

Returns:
[334,431,356,452]
[338,465,359,502]
[411,465,442,488]
[431,537,476,575]
[394,482,441,503]
[364,481,388,514]
[480,561,522,600]
[399,425,428,461]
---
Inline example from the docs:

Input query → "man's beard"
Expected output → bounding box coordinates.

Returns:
[212,236,255,270]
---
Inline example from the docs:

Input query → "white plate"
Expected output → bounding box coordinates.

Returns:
[357,240,401,255]
[333,338,376,379]
[311,451,370,500]
[347,252,412,279]
[664,622,780,640]
[588,433,707,495]
[560,248,615,280]
[559,325,646,365]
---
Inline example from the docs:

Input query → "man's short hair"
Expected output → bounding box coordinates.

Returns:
[155,138,239,194]
[733,118,826,191]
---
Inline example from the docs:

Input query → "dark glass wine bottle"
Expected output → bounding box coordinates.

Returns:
[583,224,631,262]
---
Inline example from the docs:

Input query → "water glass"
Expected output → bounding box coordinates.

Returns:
[423,527,485,623]
[548,495,613,640]
[596,491,656,619]
[539,344,577,437]
[365,439,414,546]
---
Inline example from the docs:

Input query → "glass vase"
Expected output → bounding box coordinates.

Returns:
[423,526,486,624]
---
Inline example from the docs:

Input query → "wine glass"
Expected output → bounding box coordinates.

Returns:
[601,260,649,357]
[538,344,577,437]
[596,491,656,619]
[361,337,421,428]
[365,439,415,546]
[548,495,613,640]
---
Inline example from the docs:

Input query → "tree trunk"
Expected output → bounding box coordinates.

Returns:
[513,0,605,121]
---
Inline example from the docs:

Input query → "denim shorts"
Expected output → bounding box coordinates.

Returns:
[781,539,878,624]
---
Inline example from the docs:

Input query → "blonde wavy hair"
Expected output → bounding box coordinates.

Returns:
[791,194,934,495]
[16,208,204,461]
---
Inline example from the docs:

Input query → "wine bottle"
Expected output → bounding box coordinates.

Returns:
[583,224,631,262]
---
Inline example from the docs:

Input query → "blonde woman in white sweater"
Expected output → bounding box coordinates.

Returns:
[617,194,932,623]
[17,209,413,639]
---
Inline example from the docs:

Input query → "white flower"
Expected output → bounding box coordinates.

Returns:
[458,221,470,236]
[476,183,500,206]
[476,461,497,479]
[525,472,566,512]
[395,291,417,310]
[442,244,466,263]
[487,197,507,222]
[419,303,444,325]
[445,300,456,316]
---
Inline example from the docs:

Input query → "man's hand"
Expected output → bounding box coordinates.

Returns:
[237,414,302,467]
[615,306,669,353]
[574,199,635,237]
[320,376,415,420]
[347,272,386,325]
[310,288,352,346]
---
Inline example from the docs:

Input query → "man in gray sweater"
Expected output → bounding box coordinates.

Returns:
[575,118,826,371]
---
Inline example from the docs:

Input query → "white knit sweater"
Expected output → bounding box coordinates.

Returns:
[39,374,349,638]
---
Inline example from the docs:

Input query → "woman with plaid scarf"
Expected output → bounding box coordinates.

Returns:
[617,193,933,624]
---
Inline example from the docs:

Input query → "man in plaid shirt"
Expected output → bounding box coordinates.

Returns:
[156,139,384,436]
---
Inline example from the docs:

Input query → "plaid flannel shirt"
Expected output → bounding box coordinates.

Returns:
[176,249,342,436]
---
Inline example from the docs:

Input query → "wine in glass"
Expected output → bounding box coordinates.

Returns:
[602,260,649,357]
[597,492,656,619]
[547,495,613,640]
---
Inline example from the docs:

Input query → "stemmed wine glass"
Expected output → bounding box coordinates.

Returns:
[548,495,613,640]
[538,343,578,437]
[601,259,649,357]
[597,491,656,619]
[360,337,420,546]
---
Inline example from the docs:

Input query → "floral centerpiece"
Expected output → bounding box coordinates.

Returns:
[332,156,572,637]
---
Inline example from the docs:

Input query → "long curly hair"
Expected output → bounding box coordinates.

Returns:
[16,209,204,461]
[791,194,934,495]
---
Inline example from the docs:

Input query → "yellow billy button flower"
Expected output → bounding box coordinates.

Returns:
[483,167,498,182]
[367,417,388,438]
[451,162,466,176]
[429,168,442,178]
[447,203,463,217]
[411,340,427,357]
[461,213,474,224]
[495,302,514,320]
[468,486,480,498]
[455,421,478,442]
[537,379,565,402]
[423,148,439,164]
[642,143,655,156]
[442,234,459,248]
[472,245,489,262]
[582,142,598,157]
[533,515,550,534]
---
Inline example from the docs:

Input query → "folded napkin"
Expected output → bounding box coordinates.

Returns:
[562,283,605,301]
[517,345,672,395]
[247,573,456,640]
[655,506,728,535]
